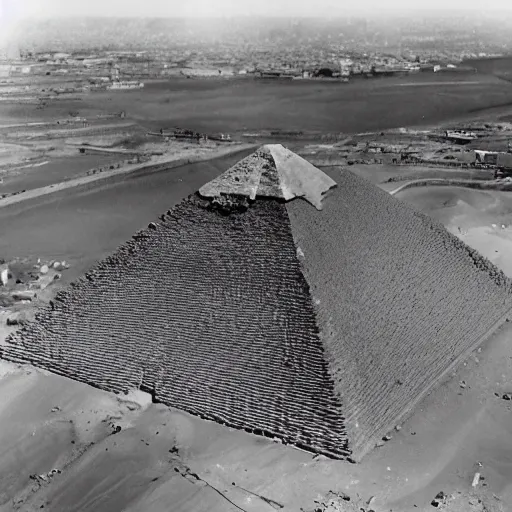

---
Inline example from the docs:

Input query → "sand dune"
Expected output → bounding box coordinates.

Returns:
[396,186,512,278]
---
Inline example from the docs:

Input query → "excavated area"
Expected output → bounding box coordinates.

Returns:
[286,168,512,461]
[0,194,350,459]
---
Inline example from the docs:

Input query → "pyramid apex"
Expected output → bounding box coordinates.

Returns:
[199,144,336,210]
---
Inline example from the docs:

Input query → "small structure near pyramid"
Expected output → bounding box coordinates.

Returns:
[2,144,512,461]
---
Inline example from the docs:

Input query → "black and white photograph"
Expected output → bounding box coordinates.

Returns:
[0,1,512,510]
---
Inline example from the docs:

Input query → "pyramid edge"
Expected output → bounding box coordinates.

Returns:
[350,304,512,461]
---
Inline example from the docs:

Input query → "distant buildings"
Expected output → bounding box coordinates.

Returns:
[475,150,499,166]
[4,24,495,89]
[339,58,353,77]
[107,81,144,90]
[0,64,11,77]
[445,130,477,144]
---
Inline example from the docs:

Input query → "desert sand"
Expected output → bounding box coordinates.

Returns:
[397,186,512,278]
[1,306,510,512]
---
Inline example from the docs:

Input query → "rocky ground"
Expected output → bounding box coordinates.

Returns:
[0,256,69,339]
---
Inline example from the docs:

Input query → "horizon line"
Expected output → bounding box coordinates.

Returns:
[11,10,512,19]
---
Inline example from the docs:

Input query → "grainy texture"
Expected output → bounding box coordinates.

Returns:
[286,168,512,460]
[1,195,349,459]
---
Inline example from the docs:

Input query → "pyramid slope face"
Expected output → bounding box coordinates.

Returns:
[286,168,512,459]
[1,195,349,459]
[199,144,336,210]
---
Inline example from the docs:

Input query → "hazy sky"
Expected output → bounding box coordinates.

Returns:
[1,0,511,20]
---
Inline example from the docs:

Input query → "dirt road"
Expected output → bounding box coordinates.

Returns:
[0,144,255,210]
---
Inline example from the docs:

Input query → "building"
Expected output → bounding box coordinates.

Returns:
[339,58,353,77]
[497,152,512,169]
[0,65,11,77]
[5,42,20,61]
[460,151,477,164]
[107,81,144,90]
[53,52,71,61]
[475,150,498,165]
[110,64,120,82]
[8,65,32,76]
[445,130,477,144]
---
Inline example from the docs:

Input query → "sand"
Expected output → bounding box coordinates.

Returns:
[396,186,512,278]
[1,307,511,512]
[347,164,452,185]
[0,361,148,511]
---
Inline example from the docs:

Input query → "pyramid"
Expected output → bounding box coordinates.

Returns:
[2,144,512,461]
